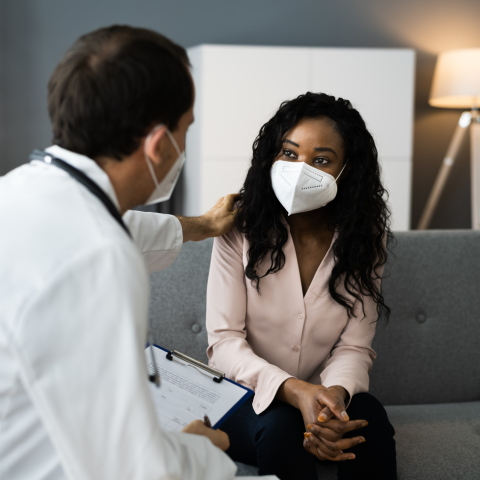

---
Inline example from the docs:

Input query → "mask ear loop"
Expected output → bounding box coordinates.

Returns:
[319,161,348,208]
[164,128,182,157]
[144,124,165,188]
[334,161,348,184]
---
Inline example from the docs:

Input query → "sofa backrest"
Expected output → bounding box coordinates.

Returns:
[149,231,480,406]
[369,231,480,405]
[149,239,213,364]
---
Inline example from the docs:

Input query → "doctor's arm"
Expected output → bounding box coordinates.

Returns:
[17,242,236,480]
[177,194,239,242]
[124,194,238,273]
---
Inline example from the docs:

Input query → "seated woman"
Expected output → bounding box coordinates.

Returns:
[206,93,397,480]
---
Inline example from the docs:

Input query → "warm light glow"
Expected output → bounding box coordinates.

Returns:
[429,49,480,108]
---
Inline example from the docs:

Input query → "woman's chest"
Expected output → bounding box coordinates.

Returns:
[294,238,333,296]
[242,236,350,346]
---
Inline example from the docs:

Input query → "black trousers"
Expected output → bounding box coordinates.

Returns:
[221,392,397,480]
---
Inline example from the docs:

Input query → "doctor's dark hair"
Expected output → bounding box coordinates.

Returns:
[48,25,193,160]
[236,92,392,321]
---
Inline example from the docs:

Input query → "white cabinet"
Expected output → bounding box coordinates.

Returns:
[185,45,415,230]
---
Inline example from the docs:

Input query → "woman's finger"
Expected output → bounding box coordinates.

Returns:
[307,424,340,442]
[308,420,367,440]
[318,406,334,423]
[315,418,368,435]
[330,419,368,435]
[320,450,356,462]
[319,434,365,452]
[304,436,325,461]
[304,433,355,462]
[305,432,340,459]
[316,389,348,421]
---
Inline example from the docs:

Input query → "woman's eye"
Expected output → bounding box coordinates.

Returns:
[283,149,296,158]
[314,158,328,165]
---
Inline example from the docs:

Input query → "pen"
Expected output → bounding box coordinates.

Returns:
[204,415,212,428]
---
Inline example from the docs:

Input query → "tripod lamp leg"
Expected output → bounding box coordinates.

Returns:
[471,118,480,230]
[417,113,471,230]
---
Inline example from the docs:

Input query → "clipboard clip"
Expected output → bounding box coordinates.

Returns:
[166,350,225,383]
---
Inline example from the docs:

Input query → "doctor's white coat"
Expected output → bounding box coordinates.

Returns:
[0,146,238,480]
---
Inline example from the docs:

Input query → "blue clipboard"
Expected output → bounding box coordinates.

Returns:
[147,344,253,429]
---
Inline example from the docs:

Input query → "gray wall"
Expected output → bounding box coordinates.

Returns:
[1,0,480,228]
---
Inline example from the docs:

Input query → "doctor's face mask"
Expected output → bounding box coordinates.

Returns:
[270,160,347,215]
[144,124,186,205]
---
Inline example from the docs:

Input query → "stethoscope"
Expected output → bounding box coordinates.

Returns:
[30,150,161,388]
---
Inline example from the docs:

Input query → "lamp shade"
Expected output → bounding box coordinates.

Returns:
[429,48,480,108]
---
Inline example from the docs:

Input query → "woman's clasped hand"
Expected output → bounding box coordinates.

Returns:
[280,378,367,462]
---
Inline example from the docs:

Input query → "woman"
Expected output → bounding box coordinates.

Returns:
[206,93,396,480]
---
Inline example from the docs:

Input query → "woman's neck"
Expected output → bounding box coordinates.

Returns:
[286,207,332,242]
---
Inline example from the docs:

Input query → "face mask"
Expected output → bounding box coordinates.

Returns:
[144,124,186,205]
[270,160,347,215]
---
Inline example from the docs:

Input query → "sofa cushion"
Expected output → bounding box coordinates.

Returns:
[369,231,480,406]
[386,401,480,480]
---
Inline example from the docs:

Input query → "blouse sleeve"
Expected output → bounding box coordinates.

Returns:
[206,229,293,415]
[319,274,383,408]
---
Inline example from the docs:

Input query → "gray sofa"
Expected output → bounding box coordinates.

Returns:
[149,231,480,479]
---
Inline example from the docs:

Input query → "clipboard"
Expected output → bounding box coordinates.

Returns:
[146,344,253,431]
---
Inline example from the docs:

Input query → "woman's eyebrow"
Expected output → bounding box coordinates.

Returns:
[314,147,337,157]
[284,139,337,157]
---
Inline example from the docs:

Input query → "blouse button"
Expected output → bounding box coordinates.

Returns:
[298,313,304,319]
[292,345,299,352]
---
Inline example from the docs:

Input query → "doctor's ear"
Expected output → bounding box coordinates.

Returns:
[143,125,168,166]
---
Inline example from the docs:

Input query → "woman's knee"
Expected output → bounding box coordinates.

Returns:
[256,401,317,479]
[346,392,395,438]
[256,400,305,440]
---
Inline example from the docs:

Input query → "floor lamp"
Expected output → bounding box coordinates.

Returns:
[417,48,480,230]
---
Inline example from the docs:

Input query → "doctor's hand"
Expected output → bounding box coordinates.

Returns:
[182,419,230,451]
[176,193,239,243]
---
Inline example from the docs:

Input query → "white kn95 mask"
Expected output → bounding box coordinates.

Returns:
[144,124,186,205]
[270,160,347,215]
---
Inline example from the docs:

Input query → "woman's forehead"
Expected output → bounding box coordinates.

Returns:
[285,117,343,148]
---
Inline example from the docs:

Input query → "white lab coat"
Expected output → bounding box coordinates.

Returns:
[0,146,242,480]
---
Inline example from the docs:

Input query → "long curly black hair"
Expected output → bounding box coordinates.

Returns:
[236,92,393,321]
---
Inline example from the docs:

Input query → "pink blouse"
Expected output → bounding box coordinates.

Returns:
[206,222,382,415]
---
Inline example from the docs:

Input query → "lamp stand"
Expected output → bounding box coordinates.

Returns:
[471,116,480,230]
[417,110,480,230]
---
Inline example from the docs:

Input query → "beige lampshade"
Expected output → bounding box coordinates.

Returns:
[429,48,480,108]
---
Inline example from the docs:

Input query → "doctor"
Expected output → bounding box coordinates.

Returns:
[0,26,265,480]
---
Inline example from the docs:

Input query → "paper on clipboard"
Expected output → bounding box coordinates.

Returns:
[146,345,252,432]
